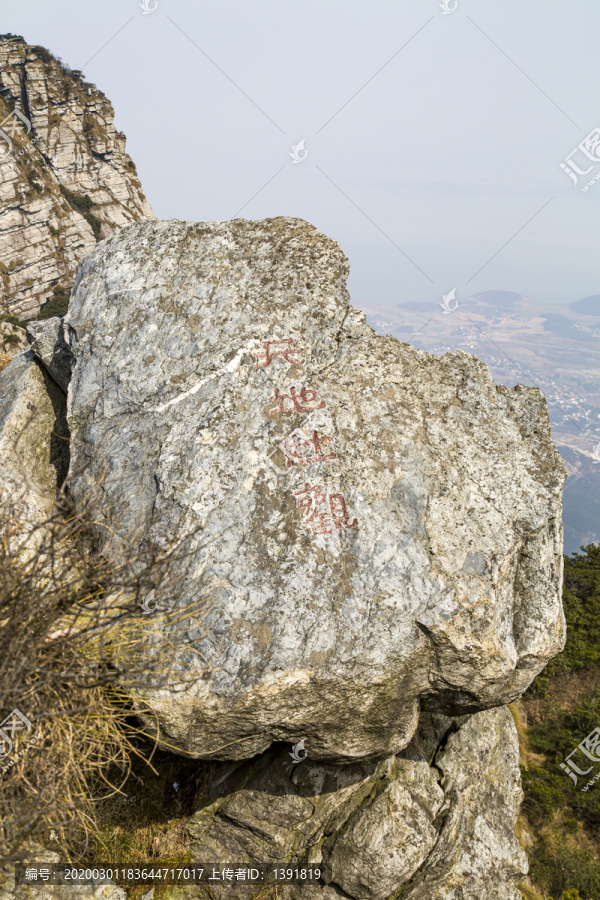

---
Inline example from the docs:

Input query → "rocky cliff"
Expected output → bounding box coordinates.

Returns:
[0,216,568,899]
[0,34,154,320]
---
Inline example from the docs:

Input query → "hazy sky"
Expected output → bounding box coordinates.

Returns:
[3,0,600,312]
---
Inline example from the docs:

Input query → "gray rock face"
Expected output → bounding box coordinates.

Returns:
[401,707,527,900]
[25,318,74,393]
[63,216,566,763]
[0,349,68,526]
[183,707,526,900]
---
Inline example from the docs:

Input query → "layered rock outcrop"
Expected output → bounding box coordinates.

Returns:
[0,34,154,319]
[57,216,566,764]
[181,707,526,900]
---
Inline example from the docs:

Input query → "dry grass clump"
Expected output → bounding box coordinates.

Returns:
[0,465,217,867]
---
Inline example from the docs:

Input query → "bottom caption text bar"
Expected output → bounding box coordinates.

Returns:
[16,864,323,885]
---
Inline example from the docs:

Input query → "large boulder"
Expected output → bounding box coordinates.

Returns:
[62,217,566,762]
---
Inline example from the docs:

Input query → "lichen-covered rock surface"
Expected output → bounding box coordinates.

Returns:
[62,216,566,763]
[25,317,74,392]
[0,348,68,525]
[399,706,527,900]
[170,707,526,900]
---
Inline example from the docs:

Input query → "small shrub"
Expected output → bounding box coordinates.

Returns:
[31,45,54,64]
[83,210,103,240]
[37,285,71,320]
[26,168,43,192]
[5,315,28,329]
[531,834,600,898]
[59,185,93,213]
[58,186,103,240]
[1,96,16,113]
[82,114,96,134]
[521,765,565,825]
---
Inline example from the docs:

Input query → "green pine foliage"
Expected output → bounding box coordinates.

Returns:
[537,545,600,684]
[521,545,600,900]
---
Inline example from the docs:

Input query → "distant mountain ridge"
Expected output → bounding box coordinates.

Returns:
[571,294,600,315]
[473,289,521,307]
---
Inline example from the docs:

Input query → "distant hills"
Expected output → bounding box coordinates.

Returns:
[571,294,600,315]
[473,290,521,307]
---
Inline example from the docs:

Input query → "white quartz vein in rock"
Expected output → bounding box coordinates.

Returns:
[153,341,258,413]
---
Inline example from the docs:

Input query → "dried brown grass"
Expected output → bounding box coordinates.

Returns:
[0,460,217,866]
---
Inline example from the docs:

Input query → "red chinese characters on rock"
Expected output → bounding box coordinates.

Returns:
[253,339,305,369]
[281,431,337,468]
[294,483,358,536]
[267,386,325,416]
